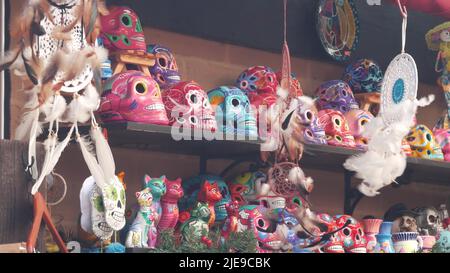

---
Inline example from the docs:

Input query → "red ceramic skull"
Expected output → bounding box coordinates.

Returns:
[162,81,217,132]
[100,6,146,53]
[314,213,345,253]
[318,109,356,148]
[236,66,278,95]
[98,70,169,125]
[333,215,367,253]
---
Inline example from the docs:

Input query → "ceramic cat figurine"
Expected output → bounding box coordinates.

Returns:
[221,201,240,241]
[125,188,157,248]
[197,180,222,227]
[180,202,211,246]
[159,178,184,230]
[143,175,167,226]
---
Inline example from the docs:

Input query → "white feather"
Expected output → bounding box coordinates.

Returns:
[64,86,99,123]
[14,87,41,141]
[31,134,58,194]
[77,135,107,189]
[91,126,115,182]
[277,86,289,100]
[80,176,96,234]
[41,94,67,122]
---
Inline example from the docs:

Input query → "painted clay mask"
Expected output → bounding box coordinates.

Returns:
[208,86,258,137]
[342,59,384,93]
[344,109,374,149]
[315,80,359,113]
[98,70,169,125]
[147,44,181,90]
[318,109,356,148]
[406,125,444,160]
[434,128,450,162]
[162,81,217,132]
[100,6,146,52]
[315,213,345,253]
[334,215,367,253]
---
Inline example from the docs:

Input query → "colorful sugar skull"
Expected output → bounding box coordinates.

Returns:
[236,66,278,95]
[315,80,359,113]
[303,116,327,145]
[147,44,181,90]
[237,205,285,253]
[406,125,444,160]
[162,81,217,132]
[101,176,127,231]
[318,109,356,148]
[314,213,345,253]
[334,215,367,253]
[98,71,169,125]
[434,129,450,162]
[275,71,304,97]
[229,171,266,205]
[435,230,450,253]
[344,109,374,149]
[280,210,315,253]
[100,6,146,52]
[208,86,258,137]
[342,59,384,93]
[180,175,230,223]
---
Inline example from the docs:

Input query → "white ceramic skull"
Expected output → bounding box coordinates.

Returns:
[256,181,286,213]
[414,207,441,236]
[101,176,126,231]
[393,215,419,233]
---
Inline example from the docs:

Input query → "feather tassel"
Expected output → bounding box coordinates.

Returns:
[91,126,115,182]
[77,134,107,189]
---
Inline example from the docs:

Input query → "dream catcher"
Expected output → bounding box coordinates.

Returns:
[316,0,360,62]
[344,1,435,197]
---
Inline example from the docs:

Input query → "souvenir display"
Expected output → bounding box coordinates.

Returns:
[434,128,450,161]
[162,81,217,132]
[125,188,157,248]
[158,178,184,231]
[344,109,374,150]
[98,70,169,125]
[147,44,181,90]
[316,0,360,62]
[318,109,356,148]
[208,86,258,137]
[315,80,359,113]
[180,175,230,223]
[342,59,384,93]
[406,125,444,160]
[100,6,146,53]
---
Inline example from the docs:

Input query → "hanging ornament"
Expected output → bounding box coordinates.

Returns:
[316,0,360,62]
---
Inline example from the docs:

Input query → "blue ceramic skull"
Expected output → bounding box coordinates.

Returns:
[179,175,231,222]
[208,86,258,137]
[147,44,181,90]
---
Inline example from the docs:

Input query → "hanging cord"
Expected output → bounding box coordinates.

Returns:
[397,0,408,53]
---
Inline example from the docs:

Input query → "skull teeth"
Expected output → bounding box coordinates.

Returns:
[131,36,145,42]
[168,75,181,80]
[145,104,165,111]
[349,247,367,253]
[326,245,345,252]
[98,222,113,232]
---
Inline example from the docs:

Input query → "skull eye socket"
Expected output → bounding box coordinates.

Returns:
[189,116,198,125]
[122,35,131,46]
[232,98,240,107]
[157,74,166,83]
[342,89,348,97]
[134,82,148,95]
[426,133,432,142]
[267,75,274,82]
[189,94,199,104]
[333,116,342,126]
[335,135,343,142]
[158,56,168,68]
[240,81,248,89]
[305,110,313,121]
[429,215,437,223]
[305,129,313,138]
[343,227,351,237]
[257,219,266,228]
[360,118,369,126]
[407,136,416,142]
[120,14,133,27]
[358,228,363,236]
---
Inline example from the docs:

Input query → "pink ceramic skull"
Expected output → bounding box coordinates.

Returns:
[334,215,367,253]
[314,213,345,253]
[344,109,374,150]
[433,128,450,162]
[162,81,217,132]
[100,6,146,53]
[318,109,356,148]
[98,70,169,125]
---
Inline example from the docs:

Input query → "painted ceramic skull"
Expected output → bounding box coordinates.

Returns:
[315,213,345,253]
[406,125,444,160]
[342,59,384,93]
[334,215,367,253]
[315,80,359,113]
[229,171,266,205]
[256,181,286,218]
[344,109,374,149]
[147,44,181,90]
[236,66,278,95]
[100,6,146,52]
[102,176,127,231]
[208,86,258,137]
[237,205,285,253]
[280,210,316,253]
[179,175,230,222]
[393,215,418,233]
[162,81,217,132]
[276,71,304,97]
[436,230,450,253]
[303,116,328,145]
[318,109,356,148]
[434,128,450,162]
[98,70,169,125]
[413,207,441,236]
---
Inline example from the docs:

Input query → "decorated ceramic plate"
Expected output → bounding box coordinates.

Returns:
[316,0,360,62]
[380,53,418,124]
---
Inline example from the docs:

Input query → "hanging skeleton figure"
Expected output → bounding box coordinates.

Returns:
[0,0,123,217]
